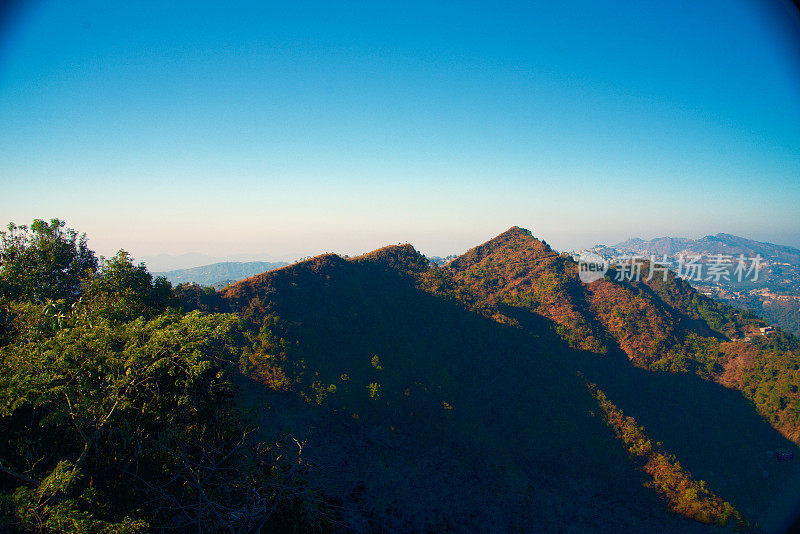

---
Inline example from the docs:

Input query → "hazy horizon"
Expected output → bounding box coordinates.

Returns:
[132,227,800,273]
[2,0,799,260]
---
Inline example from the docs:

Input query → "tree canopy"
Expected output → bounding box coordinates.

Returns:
[0,220,319,533]
[0,219,97,304]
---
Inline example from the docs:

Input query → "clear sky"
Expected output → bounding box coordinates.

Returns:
[1,0,799,262]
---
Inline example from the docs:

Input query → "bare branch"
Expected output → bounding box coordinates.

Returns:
[64,392,89,444]
[72,394,122,475]
[0,460,38,486]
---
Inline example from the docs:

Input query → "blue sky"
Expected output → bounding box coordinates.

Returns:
[1,0,799,261]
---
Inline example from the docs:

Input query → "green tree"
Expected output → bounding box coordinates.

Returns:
[81,250,176,322]
[0,219,97,303]
[0,301,254,531]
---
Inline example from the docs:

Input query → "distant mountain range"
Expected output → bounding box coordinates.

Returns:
[154,261,288,288]
[426,254,459,266]
[140,253,222,272]
[615,233,800,264]
[140,252,296,272]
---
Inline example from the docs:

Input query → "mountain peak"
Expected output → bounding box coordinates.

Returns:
[448,226,550,272]
[354,243,430,275]
[497,226,533,240]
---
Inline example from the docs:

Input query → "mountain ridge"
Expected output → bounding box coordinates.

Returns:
[214,226,800,531]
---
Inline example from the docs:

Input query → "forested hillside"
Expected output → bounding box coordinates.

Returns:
[445,228,800,442]
[220,227,800,532]
[3,220,800,532]
[0,220,325,532]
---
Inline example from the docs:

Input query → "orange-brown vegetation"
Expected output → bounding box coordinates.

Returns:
[585,380,748,528]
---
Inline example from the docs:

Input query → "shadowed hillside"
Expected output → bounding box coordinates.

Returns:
[218,229,800,532]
